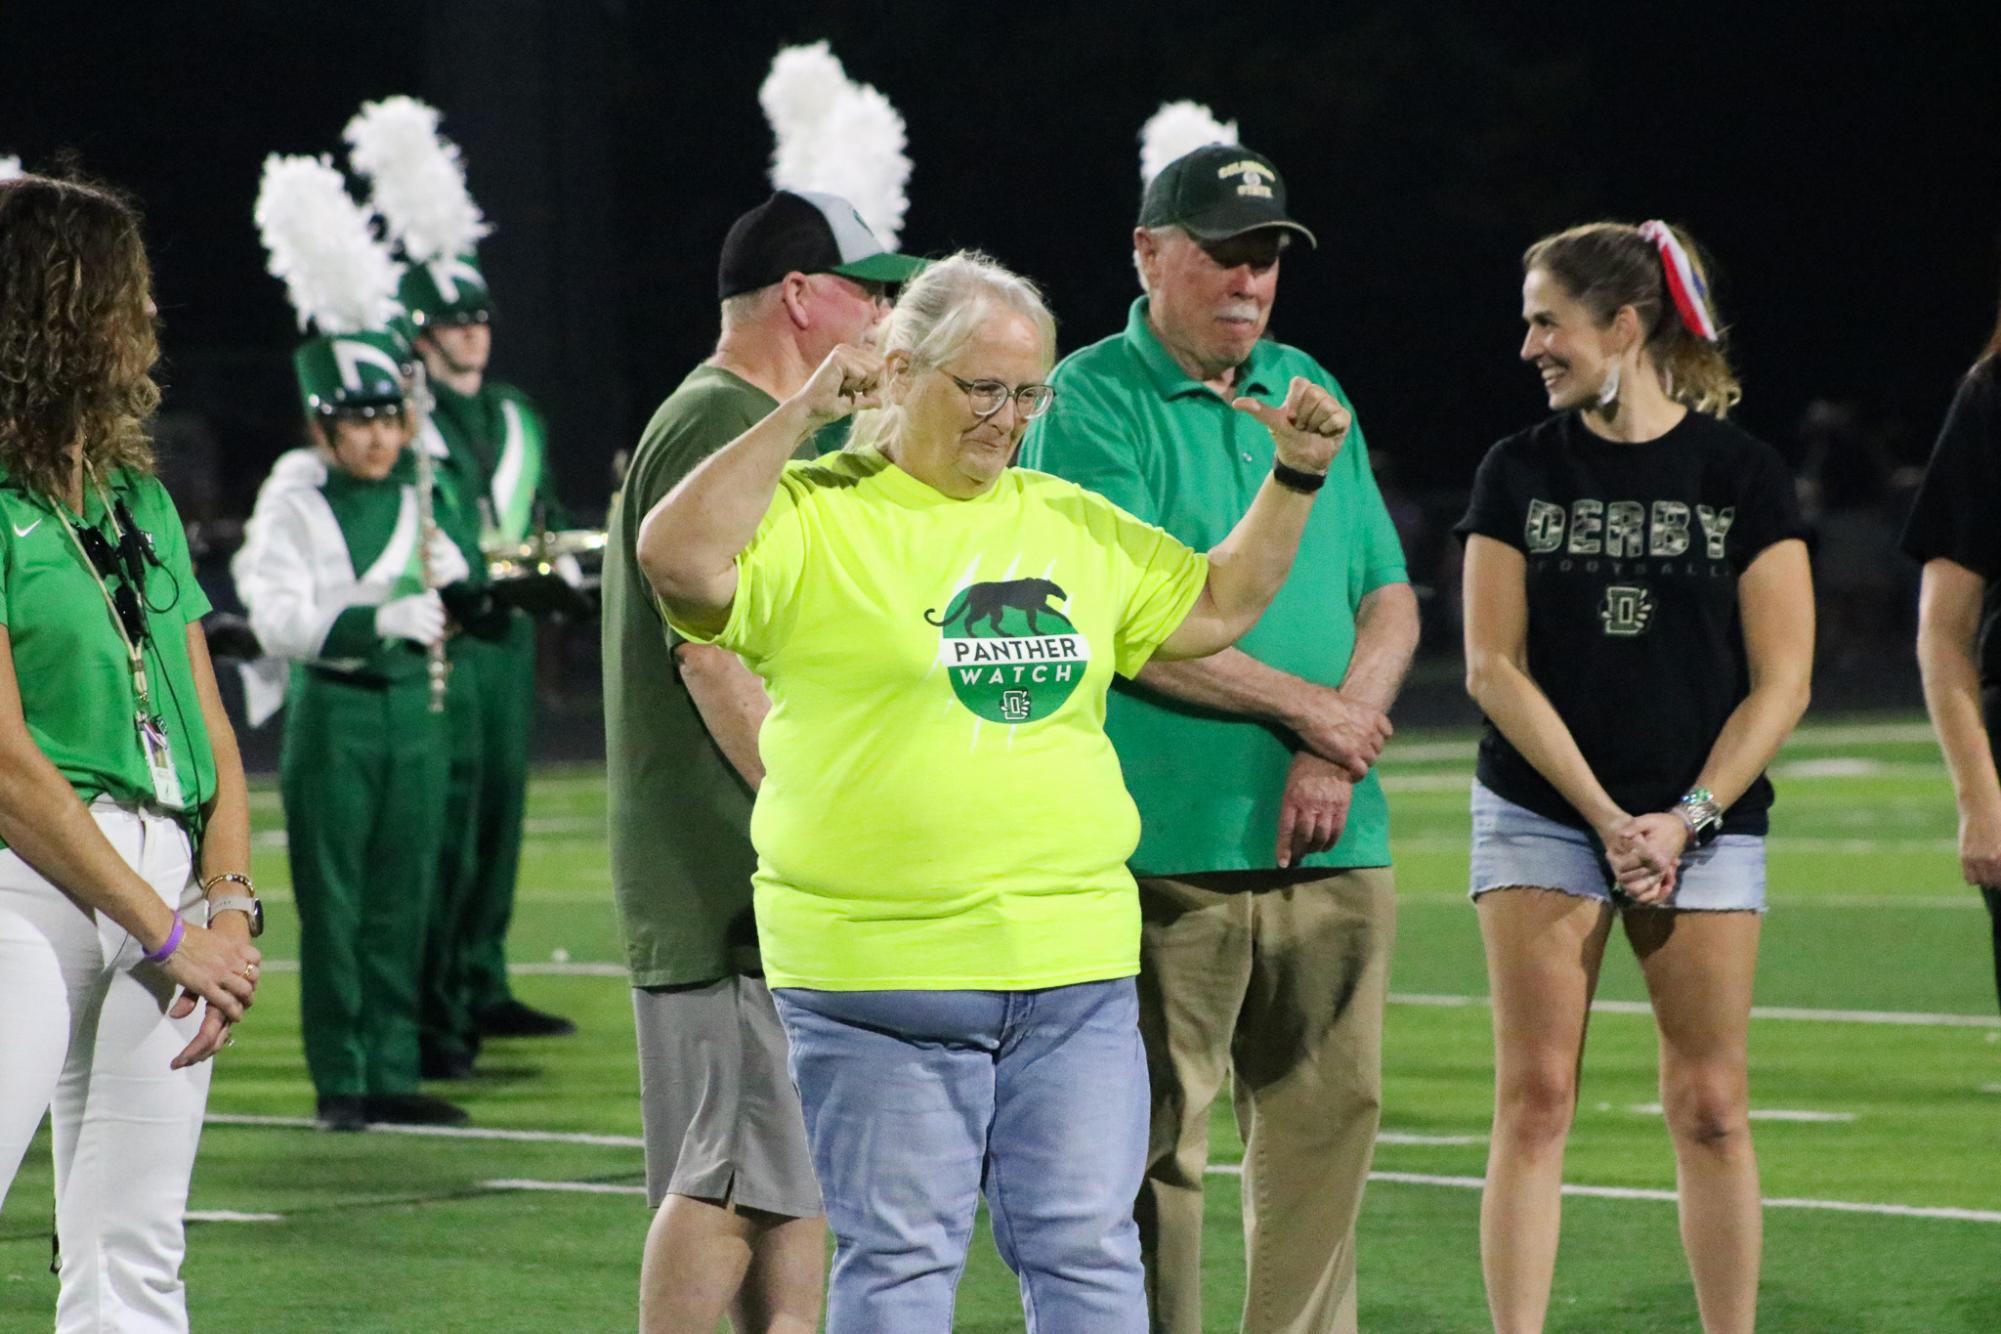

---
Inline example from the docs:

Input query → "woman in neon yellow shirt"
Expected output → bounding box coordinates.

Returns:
[639,252,1347,1332]
[0,172,262,1333]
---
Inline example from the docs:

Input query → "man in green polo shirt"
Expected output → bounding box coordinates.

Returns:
[602,190,920,1333]
[1020,143,1420,1334]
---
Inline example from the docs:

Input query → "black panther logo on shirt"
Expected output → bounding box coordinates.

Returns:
[924,579,1069,636]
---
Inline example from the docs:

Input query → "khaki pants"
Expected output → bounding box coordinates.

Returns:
[1135,866,1396,1334]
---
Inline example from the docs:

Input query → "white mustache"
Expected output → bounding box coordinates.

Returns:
[1218,303,1260,322]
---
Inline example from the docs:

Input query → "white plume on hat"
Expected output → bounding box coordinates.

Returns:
[760,41,910,246]
[254,154,403,335]
[343,95,489,265]
[0,155,23,183]
[1139,101,1240,185]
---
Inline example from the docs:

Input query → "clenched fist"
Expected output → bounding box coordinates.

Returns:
[795,344,886,426]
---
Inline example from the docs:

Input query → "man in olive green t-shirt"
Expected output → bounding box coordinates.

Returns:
[600,190,919,1333]
[1020,144,1421,1334]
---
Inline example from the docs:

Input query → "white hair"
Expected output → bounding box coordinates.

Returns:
[847,251,1057,453]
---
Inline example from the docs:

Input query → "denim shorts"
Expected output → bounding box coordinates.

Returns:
[1468,782,1767,912]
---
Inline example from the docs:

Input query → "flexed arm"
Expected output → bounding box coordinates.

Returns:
[637,345,880,632]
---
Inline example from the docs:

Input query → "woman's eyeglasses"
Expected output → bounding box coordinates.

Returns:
[943,372,1057,422]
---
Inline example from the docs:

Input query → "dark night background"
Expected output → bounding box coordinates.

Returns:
[7,0,2000,717]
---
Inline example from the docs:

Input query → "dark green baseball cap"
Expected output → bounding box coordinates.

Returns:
[1138,144,1317,248]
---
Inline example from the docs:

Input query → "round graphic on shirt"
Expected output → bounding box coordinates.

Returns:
[927,578,1090,724]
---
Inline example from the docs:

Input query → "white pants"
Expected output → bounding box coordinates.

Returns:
[0,801,212,1333]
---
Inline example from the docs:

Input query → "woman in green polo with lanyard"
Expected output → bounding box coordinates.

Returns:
[0,173,263,1333]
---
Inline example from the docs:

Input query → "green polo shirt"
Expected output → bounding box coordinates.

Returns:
[1019,297,1407,873]
[0,465,216,842]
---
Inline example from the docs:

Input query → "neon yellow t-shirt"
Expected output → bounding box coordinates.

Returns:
[670,446,1209,990]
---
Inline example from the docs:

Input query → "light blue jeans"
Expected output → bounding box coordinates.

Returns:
[773,978,1149,1333]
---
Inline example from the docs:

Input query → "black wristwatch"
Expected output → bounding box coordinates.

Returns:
[1271,460,1328,495]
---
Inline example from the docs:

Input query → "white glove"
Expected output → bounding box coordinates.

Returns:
[374,591,446,645]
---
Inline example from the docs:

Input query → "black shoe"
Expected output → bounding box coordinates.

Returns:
[363,1092,471,1126]
[474,999,576,1039]
[420,1044,477,1081]
[316,1095,367,1133]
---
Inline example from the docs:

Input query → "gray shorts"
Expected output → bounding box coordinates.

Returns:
[633,975,822,1217]
[1468,781,1767,912]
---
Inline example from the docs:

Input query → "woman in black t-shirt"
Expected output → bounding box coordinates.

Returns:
[1456,221,1813,1334]
[1904,295,2001,1018]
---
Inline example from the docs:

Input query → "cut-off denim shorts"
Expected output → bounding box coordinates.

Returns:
[1468,781,1767,912]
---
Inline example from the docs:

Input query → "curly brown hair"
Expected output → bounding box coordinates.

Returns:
[0,173,160,501]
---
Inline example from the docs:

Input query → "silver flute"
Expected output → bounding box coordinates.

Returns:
[406,362,451,714]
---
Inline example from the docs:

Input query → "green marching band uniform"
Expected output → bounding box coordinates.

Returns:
[232,331,466,1121]
[400,257,574,1065]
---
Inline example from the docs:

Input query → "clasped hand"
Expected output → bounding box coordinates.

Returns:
[159,914,262,1069]
[1231,375,1352,475]
[1599,811,1690,905]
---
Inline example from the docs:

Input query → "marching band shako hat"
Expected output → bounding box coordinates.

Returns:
[717,189,926,301]
[255,152,409,419]
[293,330,412,418]
[398,253,495,330]
[1138,144,1318,249]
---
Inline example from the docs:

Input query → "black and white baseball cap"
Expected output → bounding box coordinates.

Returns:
[717,190,926,300]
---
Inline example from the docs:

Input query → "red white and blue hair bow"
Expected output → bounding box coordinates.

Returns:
[1637,220,1719,343]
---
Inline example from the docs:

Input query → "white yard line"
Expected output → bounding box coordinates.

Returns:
[208,1128,2001,1228]
[205,1113,643,1149]
[484,1178,646,1196]
[1389,992,2001,1029]
[478,1172,2001,1226]
[186,1210,284,1222]
[1377,1132,1487,1146]
[232,965,2000,1025]
[1628,1103,1856,1123]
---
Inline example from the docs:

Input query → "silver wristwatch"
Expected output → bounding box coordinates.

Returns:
[1672,788,1724,848]
[204,874,265,938]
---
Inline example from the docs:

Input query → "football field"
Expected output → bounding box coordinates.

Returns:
[4,716,1998,1332]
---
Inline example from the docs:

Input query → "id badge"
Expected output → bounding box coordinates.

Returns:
[138,714,184,808]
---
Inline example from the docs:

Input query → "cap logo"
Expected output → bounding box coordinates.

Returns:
[1217,159,1274,200]
[427,257,485,303]
[332,339,403,393]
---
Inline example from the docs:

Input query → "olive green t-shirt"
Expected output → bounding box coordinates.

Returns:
[0,466,215,842]
[603,364,808,986]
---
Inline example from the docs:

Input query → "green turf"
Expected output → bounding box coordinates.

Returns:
[4,717,1998,1331]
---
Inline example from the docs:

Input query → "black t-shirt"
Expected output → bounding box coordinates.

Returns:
[1901,365,2001,724]
[1455,410,1806,834]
